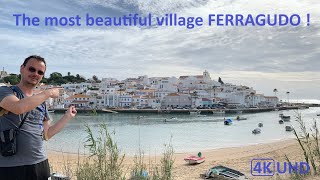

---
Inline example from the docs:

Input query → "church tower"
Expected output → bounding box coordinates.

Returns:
[203,70,211,83]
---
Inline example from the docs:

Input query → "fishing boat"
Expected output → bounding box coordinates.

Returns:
[285,125,294,131]
[197,114,207,117]
[190,110,201,115]
[235,116,247,120]
[212,110,225,115]
[224,119,232,125]
[200,165,247,179]
[281,115,291,122]
[184,155,205,165]
[252,128,261,134]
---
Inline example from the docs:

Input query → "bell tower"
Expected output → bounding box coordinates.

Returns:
[203,70,211,83]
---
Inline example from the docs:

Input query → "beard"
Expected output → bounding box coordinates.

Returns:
[23,76,41,87]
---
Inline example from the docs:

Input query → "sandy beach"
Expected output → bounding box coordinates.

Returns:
[47,138,315,179]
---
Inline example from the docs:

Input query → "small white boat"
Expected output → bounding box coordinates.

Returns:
[235,116,247,120]
[298,106,308,109]
[190,111,201,115]
[197,114,207,117]
[212,110,225,114]
[252,128,261,134]
[184,155,205,165]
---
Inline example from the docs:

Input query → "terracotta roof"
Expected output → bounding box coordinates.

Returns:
[264,96,278,99]
[167,93,179,96]
[71,100,89,104]
[66,94,90,100]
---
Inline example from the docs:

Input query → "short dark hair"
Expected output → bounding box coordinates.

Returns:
[23,55,46,67]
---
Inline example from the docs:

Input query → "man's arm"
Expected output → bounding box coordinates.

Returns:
[43,106,77,140]
[0,88,62,115]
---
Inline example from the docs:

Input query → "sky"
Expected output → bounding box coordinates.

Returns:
[1,0,320,100]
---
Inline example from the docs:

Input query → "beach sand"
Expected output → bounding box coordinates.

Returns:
[48,138,313,180]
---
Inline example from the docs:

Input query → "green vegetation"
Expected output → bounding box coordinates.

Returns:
[1,72,100,85]
[76,124,126,180]
[3,74,20,85]
[73,124,175,180]
[130,142,175,180]
[287,113,320,179]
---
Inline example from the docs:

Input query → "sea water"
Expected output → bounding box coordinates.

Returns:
[46,107,320,155]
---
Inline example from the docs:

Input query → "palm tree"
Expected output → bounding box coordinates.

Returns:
[273,88,278,97]
[286,91,290,104]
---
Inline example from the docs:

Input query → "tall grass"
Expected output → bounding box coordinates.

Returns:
[130,142,175,180]
[150,143,175,180]
[76,124,125,180]
[288,112,320,179]
[75,124,175,180]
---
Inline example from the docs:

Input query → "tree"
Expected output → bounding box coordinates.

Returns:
[47,72,65,85]
[92,75,101,83]
[218,77,224,85]
[273,88,278,97]
[3,74,20,85]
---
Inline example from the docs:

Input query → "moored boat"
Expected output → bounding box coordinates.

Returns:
[252,128,261,134]
[281,115,291,121]
[285,125,294,131]
[224,119,232,125]
[213,110,225,115]
[184,155,205,165]
[235,116,247,120]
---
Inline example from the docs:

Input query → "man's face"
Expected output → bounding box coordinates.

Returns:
[20,58,46,86]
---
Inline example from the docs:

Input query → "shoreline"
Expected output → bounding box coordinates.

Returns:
[46,137,295,156]
[48,138,305,179]
[49,105,318,114]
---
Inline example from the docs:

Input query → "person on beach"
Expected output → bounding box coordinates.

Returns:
[0,55,77,180]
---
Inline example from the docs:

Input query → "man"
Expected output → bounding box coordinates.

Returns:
[0,55,77,180]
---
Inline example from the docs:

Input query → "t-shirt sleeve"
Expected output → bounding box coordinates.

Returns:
[0,86,14,103]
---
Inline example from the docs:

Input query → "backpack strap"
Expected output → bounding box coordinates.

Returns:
[9,86,30,130]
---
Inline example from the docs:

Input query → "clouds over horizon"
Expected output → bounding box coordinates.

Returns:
[1,0,320,98]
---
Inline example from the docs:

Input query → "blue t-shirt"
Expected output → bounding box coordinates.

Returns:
[0,86,49,167]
